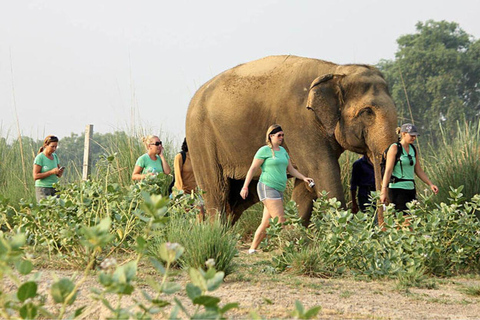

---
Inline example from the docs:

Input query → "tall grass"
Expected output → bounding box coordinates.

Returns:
[0,128,178,205]
[424,121,480,204]
[151,214,239,276]
[0,130,38,204]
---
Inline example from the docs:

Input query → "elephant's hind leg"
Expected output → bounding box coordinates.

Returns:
[228,179,260,224]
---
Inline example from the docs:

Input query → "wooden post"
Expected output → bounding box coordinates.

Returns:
[82,124,93,181]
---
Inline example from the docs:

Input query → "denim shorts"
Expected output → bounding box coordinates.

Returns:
[257,181,283,201]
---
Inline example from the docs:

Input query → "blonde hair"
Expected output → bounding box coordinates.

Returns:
[141,135,159,150]
[265,124,283,158]
[395,127,405,142]
[38,135,59,154]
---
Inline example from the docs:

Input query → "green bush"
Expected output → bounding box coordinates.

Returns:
[153,209,239,276]
[272,189,480,283]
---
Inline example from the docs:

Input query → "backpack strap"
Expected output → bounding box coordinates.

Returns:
[391,143,416,184]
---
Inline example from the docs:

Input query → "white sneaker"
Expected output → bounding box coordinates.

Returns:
[248,249,257,254]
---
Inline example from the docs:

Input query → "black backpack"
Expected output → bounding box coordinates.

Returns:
[168,151,186,195]
[380,142,417,184]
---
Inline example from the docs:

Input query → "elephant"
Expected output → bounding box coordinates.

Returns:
[185,55,397,225]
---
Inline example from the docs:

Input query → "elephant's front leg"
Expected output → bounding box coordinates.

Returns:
[291,179,316,227]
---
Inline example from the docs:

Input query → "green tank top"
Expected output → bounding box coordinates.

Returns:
[389,143,416,190]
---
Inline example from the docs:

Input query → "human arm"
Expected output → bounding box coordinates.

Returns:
[173,153,183,191]
[132,165,149,180]
[351,189,359,213]
[287,160,314,185]
[414,153,439,194]
[380,144,397,203]
[33,164,61,181]
[159,149,171,175]
[350,162,359,213]
[240,158,264,199]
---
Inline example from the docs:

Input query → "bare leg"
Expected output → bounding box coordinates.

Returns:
[249,199,284,251]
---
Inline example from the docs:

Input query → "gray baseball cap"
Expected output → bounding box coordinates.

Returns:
[400,123,420,136]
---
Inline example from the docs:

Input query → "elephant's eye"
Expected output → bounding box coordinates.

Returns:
[358,107,374,117]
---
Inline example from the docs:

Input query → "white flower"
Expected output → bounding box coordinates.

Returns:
[205,259,215,268]
[100,257,117,269]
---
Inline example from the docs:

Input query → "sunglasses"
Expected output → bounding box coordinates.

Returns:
[407,154,414,166]
[276,134,284,137]
[46,136,58,144]
[150,141,162,146]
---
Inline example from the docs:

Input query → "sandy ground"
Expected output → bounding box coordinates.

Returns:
[5,249,480,319]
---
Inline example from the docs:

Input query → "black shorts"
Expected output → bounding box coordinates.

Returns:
[389,188,416,212]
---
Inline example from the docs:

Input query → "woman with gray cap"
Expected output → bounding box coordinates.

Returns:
[380,123,438,213]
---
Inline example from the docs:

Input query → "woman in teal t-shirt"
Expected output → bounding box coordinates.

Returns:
[132,135,171,180]
[380,124,438,215]
[33,135,64,201]
[240,124,314,254]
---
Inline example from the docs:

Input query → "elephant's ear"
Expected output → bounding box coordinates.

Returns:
[306,74,344,136]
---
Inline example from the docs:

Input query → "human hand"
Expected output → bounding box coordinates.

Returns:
[240,187,248,199]
[380,192,387,205]
[304,178,314,188]
[430,184,439,194]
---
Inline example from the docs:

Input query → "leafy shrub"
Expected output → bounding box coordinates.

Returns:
[155,214,239,276]
[272,189,480,283]
[7,173,171,267]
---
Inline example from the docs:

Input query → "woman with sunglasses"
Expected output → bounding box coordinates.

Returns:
[240,124,314,254]
[380,124,438,213]
[132,135,171,180]
[33,135,64,201]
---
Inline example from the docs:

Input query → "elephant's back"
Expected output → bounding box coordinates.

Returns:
[187,55,337,117]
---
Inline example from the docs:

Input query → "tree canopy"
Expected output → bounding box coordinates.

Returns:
[378,20,480,140]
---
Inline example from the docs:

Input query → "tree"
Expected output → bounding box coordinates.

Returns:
[378,20,480,140]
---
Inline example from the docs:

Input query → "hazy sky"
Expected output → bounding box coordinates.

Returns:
[1,0,479,143]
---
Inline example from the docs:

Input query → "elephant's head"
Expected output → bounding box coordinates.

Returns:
[306,65,397,186]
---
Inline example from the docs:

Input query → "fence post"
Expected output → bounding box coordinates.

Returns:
[82,124,93,181]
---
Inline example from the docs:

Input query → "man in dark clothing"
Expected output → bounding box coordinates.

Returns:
[350,155,376,213]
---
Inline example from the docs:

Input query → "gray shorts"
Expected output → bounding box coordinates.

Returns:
[257,181,283,201]
[35,187,57,202]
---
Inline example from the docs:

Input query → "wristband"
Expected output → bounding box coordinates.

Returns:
[242,187,248,190]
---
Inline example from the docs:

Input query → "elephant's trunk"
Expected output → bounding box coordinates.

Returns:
[372,155,384,226]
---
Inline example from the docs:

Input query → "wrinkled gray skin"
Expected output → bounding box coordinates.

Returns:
[186,55,397,224]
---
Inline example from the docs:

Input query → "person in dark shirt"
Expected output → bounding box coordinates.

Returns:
[350,155,376,214]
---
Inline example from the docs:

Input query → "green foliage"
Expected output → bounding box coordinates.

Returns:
[152,204,239,276]
[0,129,177,206]
[424,121,480,206]
[8,166,171,267]
[378,20,480,140]
[271,190,480,285]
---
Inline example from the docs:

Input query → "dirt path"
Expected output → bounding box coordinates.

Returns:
[6,249,480,319]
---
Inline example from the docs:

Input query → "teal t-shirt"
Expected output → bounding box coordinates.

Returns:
[254,145,290,192]
[34,153,60,188]
[389,143,416,190]
[135,153,164,174]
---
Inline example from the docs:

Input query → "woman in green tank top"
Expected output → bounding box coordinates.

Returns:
[380,124,438,215]
[33,135,64,201]
[240,124,314,254]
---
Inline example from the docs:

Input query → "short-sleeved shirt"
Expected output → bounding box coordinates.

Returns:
[350,155,375,198]
[135,153,164,174]
[254,145,290,192]
[34,153,60,188]
[389,144,416,190]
